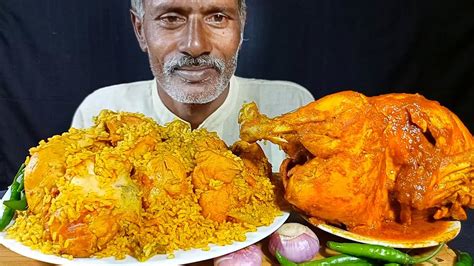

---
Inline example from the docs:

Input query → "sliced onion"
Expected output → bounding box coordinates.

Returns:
[214,244,263,266]
[268,223,320,263]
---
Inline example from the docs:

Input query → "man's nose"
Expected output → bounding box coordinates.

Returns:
[178,17,212,57]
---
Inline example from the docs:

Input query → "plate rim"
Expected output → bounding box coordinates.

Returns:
[0,189,289,265]
[301,214,461,248]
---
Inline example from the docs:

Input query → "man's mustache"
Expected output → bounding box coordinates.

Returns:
[164,55,225,74]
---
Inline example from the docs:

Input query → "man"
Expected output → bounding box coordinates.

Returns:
[72,0,314,170]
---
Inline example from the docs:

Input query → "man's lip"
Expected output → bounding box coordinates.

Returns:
[176,65,214,71]
[174,67,216,82]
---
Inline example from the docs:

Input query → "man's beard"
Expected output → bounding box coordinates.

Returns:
[149,53,238,104]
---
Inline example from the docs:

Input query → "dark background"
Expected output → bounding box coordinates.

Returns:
[1,0,473,254]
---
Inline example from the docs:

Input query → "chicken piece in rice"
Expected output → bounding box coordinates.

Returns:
[9,110,281,260]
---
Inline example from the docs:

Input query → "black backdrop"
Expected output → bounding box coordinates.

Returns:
[1,0,473,253]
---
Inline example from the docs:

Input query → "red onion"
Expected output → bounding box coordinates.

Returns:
[268,223,320,263]
[214,244,263,266]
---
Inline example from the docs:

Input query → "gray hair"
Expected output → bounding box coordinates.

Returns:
[131,0,144,18]
[131,0,246,26]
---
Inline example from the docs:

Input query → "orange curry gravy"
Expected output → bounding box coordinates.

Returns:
[351,214,451,242]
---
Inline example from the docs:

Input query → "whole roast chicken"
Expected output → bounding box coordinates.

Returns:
[239,91,474,232]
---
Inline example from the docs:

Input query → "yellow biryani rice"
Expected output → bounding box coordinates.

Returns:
[6,110,281,261]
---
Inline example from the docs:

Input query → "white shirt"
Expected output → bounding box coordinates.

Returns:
[72,75,314,171]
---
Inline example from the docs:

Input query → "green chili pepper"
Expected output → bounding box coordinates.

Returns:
[15,176,24,193]
[276,251,297,266]
[0,164,26,231]
[8,180,21,202]
[276,252,373,266]
[299,254,374,266]
[9,182,20,199]
[3,198,27,210]
[0,208,14,231]
[8,164,25,200]
[327,241,445,264]
[383,263,400,266]
[455,251,473,266]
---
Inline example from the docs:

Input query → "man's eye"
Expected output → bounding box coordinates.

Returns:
[159,15,186,26]
[206,13,228,25]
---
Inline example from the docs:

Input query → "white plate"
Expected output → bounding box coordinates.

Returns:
[302,215,461,249]
[0,189,289,265]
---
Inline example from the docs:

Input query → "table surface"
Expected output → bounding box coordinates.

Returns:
[0,190,470,265]
[0,214,460,266]
[0,242,458,266]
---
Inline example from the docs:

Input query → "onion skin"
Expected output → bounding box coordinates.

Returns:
[214,244,263,266]
[268,223,320,263]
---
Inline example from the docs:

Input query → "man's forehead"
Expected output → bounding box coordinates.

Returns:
[144,0,239,12]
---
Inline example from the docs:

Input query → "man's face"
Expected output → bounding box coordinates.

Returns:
[136,0,243,104]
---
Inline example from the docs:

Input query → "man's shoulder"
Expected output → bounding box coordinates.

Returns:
[85,79,154,99]
[78,79,155,109]
[72,79,155,128]
[235,76,313,99]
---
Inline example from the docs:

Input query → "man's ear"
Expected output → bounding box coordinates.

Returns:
[130,10,147,52]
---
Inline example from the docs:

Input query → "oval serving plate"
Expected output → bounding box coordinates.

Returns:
[302,215,461,249]
[0,189,289,265]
